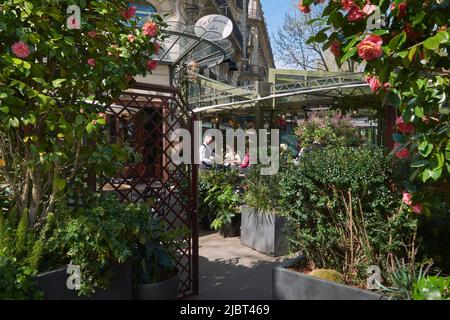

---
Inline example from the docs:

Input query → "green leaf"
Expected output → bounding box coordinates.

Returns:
[0,106,10,114]
[423,168,442,182]
[54,176,67,192]
[411,160,428,168]
[423,35,441,50]
[340,47,357,64]
[52,79,66,88]
[388,32,406,51]
[418,141,434,157]
[414,106,424,118]
[408,46,417,61]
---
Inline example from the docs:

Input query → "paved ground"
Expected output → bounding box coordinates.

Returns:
[191,231,288,300]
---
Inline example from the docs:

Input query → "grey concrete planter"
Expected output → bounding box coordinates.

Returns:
[273,257,387,300]
[36,262,132,300]
[240,206,288,257]
[133,274,179,300]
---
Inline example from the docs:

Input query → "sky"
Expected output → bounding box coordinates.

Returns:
[260,0,295,38]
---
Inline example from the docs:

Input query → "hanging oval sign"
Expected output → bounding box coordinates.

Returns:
[195,14,234,41]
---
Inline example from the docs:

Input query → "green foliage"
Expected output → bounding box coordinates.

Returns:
[380,259,433,300]
[199,167,242,231]
[134,220,187,285]
[46,194,154,296]
[295,111,364,149]
[0,0,166,226]
[279,146,418,286]
[305,0,450,213]
[208,185,241,231]
[0,210,46,299]
[309,269,344,284]
[413,276,450,300]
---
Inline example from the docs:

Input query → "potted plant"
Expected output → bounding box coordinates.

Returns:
[240,165,289,257]
[132,219,185,300]
[200,168,242,237]
[274,146,420,300]
[37,194,155,300]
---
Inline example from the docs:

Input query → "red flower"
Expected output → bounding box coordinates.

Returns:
[146,59,158,70]
[412,203,423,214]
[122,6,136,20]
[341,0,355,11]
[87,31,97,39]
[87,58,96,67]
[402,192,413,206]
[11,41,30,58]
[127,34,136,42]
[396,117,415,134]
[330,40,342,57]
[394,143,409,159]
[347,5,364,22]
[298,1,311,13]
[357,35,383,61]
[397,3,407,19]
[366,75,381,92]
[143,21,159,37]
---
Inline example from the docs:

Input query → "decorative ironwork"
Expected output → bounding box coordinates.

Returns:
[98,83,198,297]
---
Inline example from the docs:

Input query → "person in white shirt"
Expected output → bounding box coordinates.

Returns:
[199,136,215,169]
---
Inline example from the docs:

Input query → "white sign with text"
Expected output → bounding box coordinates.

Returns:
[195,15,233,41]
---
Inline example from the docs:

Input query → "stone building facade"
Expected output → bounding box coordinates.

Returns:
[135,0,274,87]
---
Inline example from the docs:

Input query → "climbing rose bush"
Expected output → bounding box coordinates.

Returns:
[299,0,449,215]
[0,0,165,226]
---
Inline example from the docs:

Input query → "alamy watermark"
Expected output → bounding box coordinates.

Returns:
[170,121,280,176]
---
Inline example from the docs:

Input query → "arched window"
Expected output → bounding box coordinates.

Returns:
[130,2,157,27]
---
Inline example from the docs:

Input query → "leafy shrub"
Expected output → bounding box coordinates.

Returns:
[0,209,47,299]
[47,194,155,296]
[133,218,187,285]
[295,111,364,148]
[243,157,291,213]
[199,167,242,230]
[279,146,418,287]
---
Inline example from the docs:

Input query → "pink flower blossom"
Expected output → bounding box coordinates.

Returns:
[402,192,413,206]
[87,31,97,38]
[341,0,355,11]
[396,117,415,134]
[146,59,158,70]
[11,41,30,58]
[122,6,136,20]
[330,40,342,57]
[347,5,364,22]
[366,75,381,92]
[127,34,136,42]
[394,142,409,159]
[298,1,311,13]
[143,21,158,37]
[363,4,377,16]
[357,35,383,61]
[412,203,423,214]
[87,58,96,67]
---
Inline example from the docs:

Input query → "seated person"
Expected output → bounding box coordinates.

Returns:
[239,146,251,173]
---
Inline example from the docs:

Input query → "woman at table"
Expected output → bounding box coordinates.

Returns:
[239,146,251,173]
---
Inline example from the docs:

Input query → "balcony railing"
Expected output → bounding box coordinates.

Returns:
[213,0,244,50]
[247,8,263,20]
